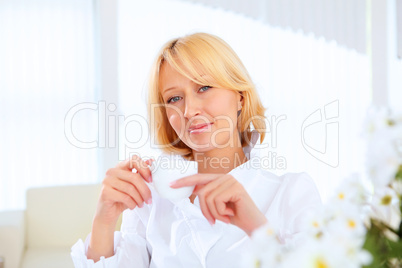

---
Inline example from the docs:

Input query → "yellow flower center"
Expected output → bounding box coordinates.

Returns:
[338,193,345,200]
[381,195,392,205]
[315,258,328,268]
[255,259,261,268]
[315,231,323,239]
[348,219,356,229]
[387,119,395,126]
[312,221,319,228]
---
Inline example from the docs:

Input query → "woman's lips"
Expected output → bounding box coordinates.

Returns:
[188,123,213,134]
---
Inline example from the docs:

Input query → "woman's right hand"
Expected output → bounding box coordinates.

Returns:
[88,155,153,261]
[94,155,153,227]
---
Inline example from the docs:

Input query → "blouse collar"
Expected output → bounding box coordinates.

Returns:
[243,130,261,161]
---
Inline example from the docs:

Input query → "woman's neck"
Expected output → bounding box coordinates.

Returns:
[192,145,248,174]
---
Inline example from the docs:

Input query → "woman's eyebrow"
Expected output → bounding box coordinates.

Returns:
[162,79,205,95]
[162,87,176,95]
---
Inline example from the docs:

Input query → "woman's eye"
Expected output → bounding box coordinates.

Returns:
[167,96,181,104]
[166,87,210,103]
[199,86,211,92]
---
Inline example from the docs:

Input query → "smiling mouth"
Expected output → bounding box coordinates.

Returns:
[188,123,213,134]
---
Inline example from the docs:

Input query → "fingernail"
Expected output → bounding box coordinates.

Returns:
[208,219,214,226]
[169,180,177,187]
[146,198,152,204]
[148,175,152,183]
[138,202,144,208]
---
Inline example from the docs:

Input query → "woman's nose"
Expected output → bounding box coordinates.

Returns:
[183,95,201,119]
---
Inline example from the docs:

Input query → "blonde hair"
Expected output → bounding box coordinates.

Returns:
[147,32,266,160]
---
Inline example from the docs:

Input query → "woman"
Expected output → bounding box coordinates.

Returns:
[71,32,321,267]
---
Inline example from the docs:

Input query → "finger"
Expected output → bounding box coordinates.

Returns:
[188,174,228,224]
[103,185,137,210]
[207,178,235,224]
[192,174,228,195]
[197,189,216,225]
[104,176,145,207]
[195,175,229,224]
[109,168,152,203]
[203,187,223,224]
[170,173,221,188]
[216,201,235,217]
[130,155,153,183]
[116,155,153,183]
[215,182,237,217]
[200,175,236,218]
[192,184,206,195]
[144,159,154,166]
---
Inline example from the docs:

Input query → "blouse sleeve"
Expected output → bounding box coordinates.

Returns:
[70,208,151,268]
[267,172,322,246]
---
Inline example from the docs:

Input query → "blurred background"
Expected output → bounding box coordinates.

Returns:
[0,0,401,211]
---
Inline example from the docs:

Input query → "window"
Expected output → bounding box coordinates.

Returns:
[0,0,98,210]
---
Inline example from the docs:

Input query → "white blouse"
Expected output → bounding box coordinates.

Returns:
[71,136,322,268]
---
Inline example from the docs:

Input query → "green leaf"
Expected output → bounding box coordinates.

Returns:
[386,238,402,259]
[395,164,402,181]
[363,221,391,268]
[399,198,402,238]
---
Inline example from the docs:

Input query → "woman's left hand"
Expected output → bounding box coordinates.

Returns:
[170,173,268,236]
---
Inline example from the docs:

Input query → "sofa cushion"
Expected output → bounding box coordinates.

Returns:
[21,247,73,268]
[26,184,101,248]
[0,210,25,268]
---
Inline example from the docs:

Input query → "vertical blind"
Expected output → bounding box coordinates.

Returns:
[181,0,368,54]
[398,0,402,59]
[118,0,371,202]
[0,0,99,210]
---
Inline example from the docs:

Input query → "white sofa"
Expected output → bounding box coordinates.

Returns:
[0,184,121,268]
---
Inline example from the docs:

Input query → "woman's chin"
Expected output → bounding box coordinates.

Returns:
[187,142,229,153]
[183,134,233,153]
[187,144,214,153]
[184,135,212,150]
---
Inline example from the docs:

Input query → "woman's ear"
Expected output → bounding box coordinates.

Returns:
[237,92,244,111]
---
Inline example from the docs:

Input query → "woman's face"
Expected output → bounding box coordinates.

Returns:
[159,62,242,153]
